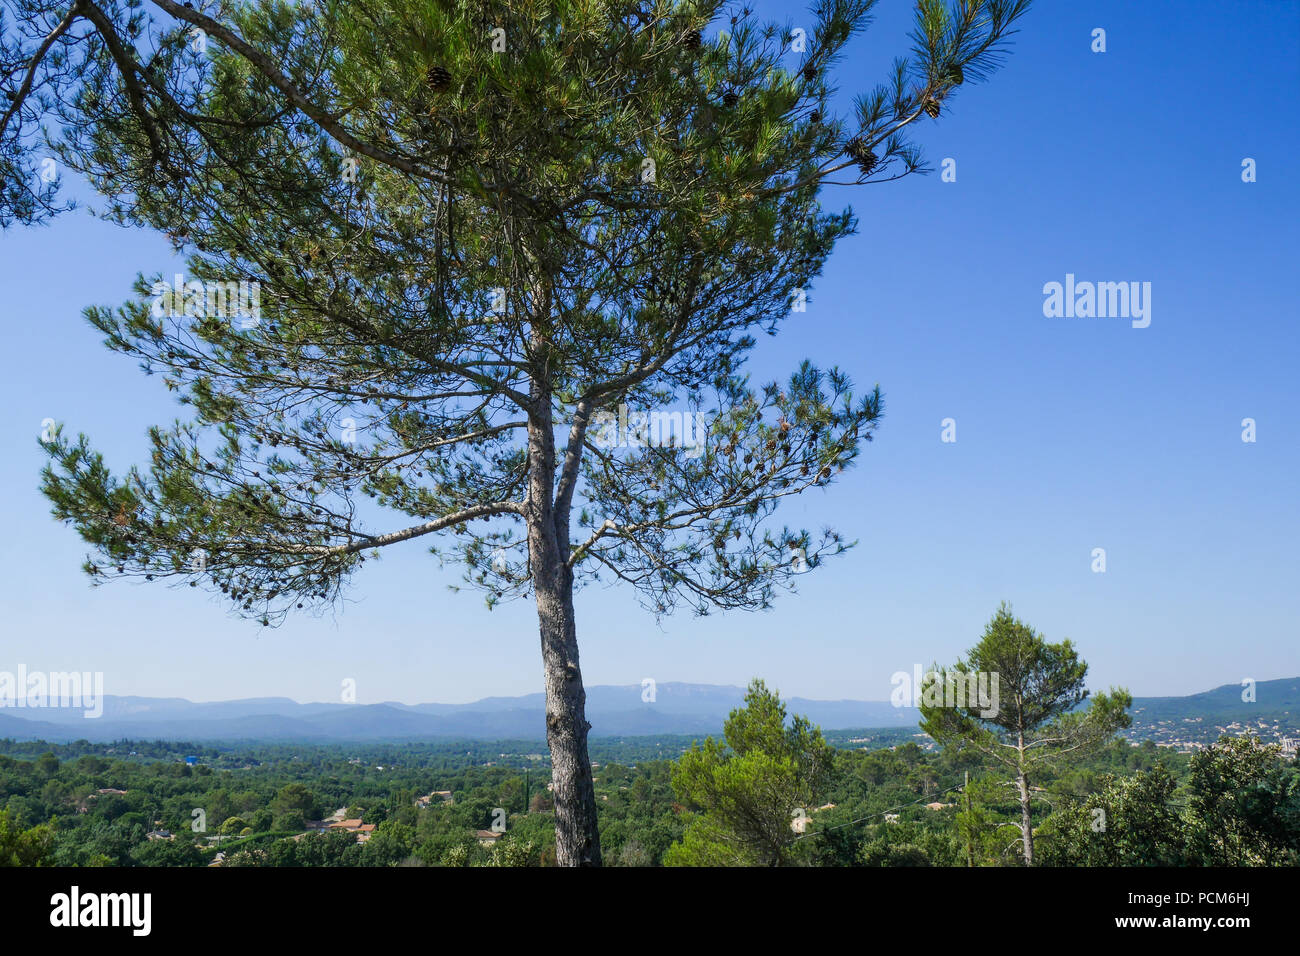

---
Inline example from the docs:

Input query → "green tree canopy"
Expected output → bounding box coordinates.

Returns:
[270,782,319,830]
[3,0,1031,864]
[919,603,1131,865]
[666,677,833,866]
[1184,735,1300,866]
[1035,764,1186,867]
[0,808,55,866]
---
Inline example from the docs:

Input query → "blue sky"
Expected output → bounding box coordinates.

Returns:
[1,0,1296,706]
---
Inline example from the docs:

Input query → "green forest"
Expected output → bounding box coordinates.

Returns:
[4,607,1297,868]
[2,691,1296,868]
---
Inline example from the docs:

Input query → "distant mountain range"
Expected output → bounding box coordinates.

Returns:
[0,678,1295,745]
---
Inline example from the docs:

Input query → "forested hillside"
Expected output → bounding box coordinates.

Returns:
[3,703,1295,867]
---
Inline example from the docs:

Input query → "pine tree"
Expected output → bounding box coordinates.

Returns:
[666,678,833,866]
[3,0,1031,865]
[920,603,1132,865]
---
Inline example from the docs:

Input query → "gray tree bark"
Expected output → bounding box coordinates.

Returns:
[1016,731,1034,865]
[526,374,602,866]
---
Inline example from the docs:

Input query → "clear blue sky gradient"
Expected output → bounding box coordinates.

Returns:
[1,0,1296,705]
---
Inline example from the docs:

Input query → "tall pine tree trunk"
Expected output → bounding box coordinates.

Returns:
[1016,771,1034,865]
[1016,732,1034,865]
[533,542,601,865]
[526,372,602,866]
